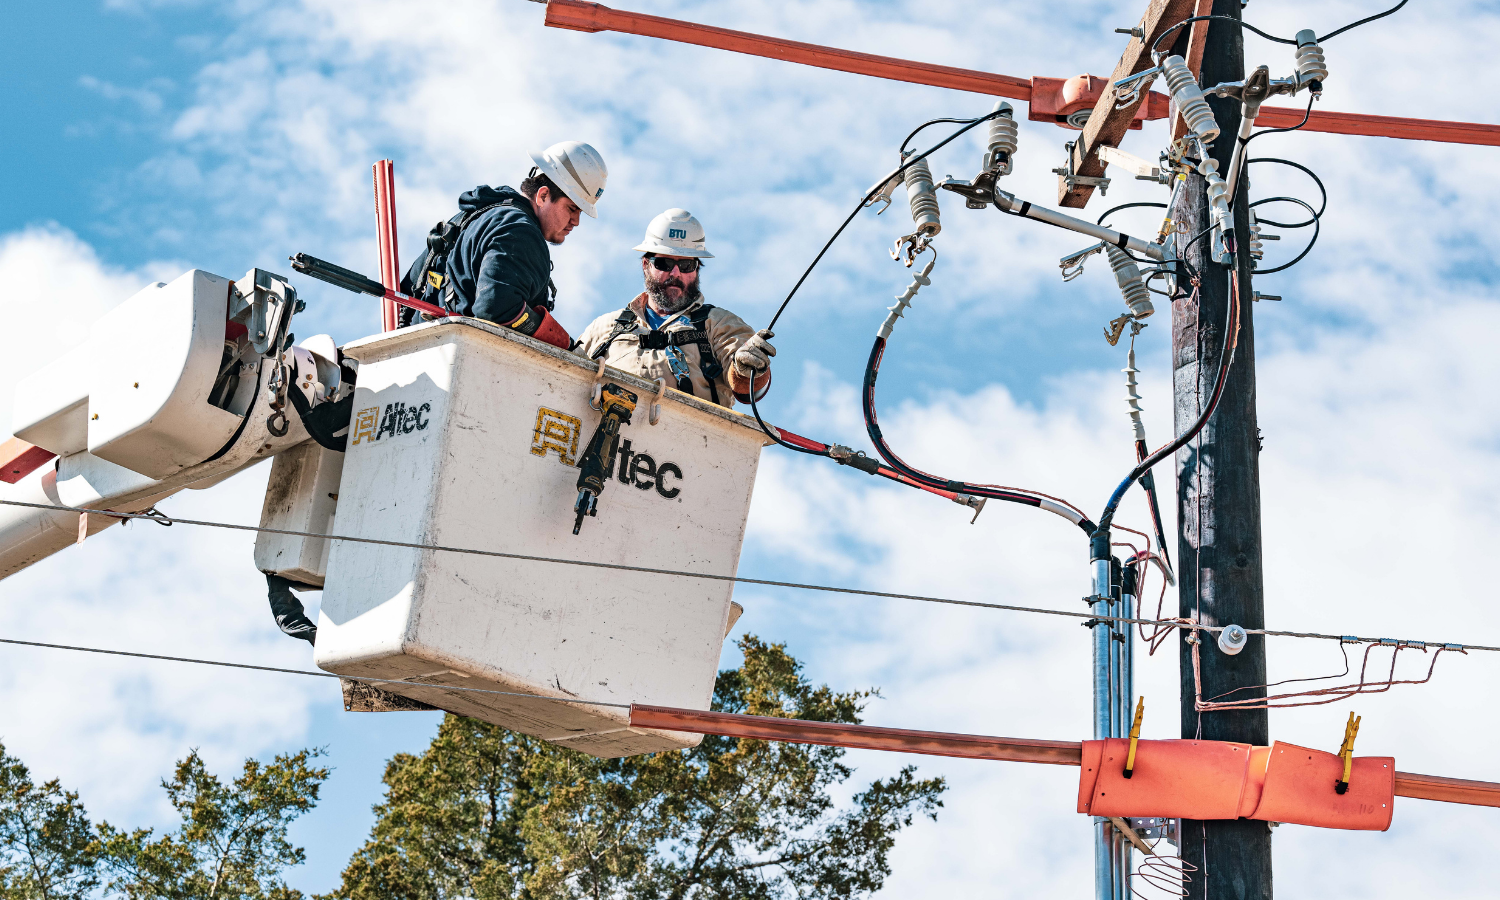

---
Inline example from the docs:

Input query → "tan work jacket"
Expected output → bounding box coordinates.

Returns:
[574,293,761,408]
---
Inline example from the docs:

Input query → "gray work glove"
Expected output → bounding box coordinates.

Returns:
[732,329,776,378]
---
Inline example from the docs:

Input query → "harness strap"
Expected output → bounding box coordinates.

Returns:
[590,304,724,405]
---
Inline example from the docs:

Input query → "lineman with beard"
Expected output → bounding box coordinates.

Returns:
[575,209,775,408]
[395,141,608,350]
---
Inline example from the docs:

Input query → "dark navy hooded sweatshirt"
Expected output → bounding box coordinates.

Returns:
[400,185,552,326]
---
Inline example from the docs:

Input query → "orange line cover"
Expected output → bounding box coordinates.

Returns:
[1079,739,1396,831]
[630,704,1500,813]
[544,0,1500,147]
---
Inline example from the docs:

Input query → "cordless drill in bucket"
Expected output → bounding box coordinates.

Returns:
[573,383,639,535]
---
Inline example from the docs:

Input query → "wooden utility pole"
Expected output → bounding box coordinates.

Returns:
[1172,1,1271,897]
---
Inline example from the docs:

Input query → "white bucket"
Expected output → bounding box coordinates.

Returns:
[314,319,772,756]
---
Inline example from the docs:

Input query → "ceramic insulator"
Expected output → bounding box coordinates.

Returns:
[984,101,1019,175]
[901,152,942,238]
[1162,55,1219,142]
[1107,245,1154,320]
[1294,30,1329,90]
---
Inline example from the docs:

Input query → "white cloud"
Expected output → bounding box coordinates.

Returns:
[8,0,1500,891]
[0,225,176,440]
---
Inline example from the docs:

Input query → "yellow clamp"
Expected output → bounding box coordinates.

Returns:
[1335,711,1360,794]
[1123,697,1144,779]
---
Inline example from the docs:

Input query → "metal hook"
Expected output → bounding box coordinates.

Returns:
[649,377,668,426]
[589,357,608,411]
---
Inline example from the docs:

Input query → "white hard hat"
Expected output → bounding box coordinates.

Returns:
[632,208,714,258]
[528,141,608,218]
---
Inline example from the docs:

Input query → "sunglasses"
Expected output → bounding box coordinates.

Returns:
[646,256,702,273]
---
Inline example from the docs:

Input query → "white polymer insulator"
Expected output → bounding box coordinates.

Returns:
[1161,55,1219,142]
[1294,29,1329,90]
[1106,245,1154,320]
[877,256,936,340]
[901,151,942,237]
[1124,345,1147,443]
[1199,157,1232,225]
[984,101,1019,175]
[1218,624,1248,656]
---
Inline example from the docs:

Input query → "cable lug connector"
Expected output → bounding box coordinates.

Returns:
[952,493,986,524]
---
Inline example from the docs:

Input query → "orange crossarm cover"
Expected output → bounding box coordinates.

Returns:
[1079,739,1396,831]
[1253,742,1395,831]
[1079,739,1252,821]
[1,437,56,485]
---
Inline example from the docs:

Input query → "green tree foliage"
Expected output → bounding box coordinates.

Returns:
[0,741,98,900]
[328,635,946,900]
[95,749,328,900]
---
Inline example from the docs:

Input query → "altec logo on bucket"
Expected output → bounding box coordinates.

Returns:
[351,401,432,445]
[529,406,684,499]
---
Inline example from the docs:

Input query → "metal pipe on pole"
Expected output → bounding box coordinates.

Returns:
[1171,2,1272,896]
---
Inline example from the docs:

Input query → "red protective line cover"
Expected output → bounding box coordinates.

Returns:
[625,704,1500,813]
[1254,742,1395,831]
[1078,739,1396,831]
[544,0,1500,148]
[1079,738,1252,821]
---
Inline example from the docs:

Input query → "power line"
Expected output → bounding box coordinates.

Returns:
[2,498,1496,652]
[0,635,631,708]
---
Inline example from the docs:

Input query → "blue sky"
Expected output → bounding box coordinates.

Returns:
[3,0,1500,895]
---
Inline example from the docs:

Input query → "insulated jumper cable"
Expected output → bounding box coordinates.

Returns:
[746,110,1095,531]
[861,334,1096,534]
[1096,259,1244,534]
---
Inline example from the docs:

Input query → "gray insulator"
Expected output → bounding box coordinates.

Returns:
[1199,157,1232,226]
[1161,55,1219,142]
[1106,245,1153,319]
[1124,345,1146,442]
[984,101,1019,175]
[1249,220,1265,261]
[901,151,942,237]
[1294,30,1329,91]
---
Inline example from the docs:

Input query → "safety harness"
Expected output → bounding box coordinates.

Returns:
[403,199,556,325]
[591,304,724,405]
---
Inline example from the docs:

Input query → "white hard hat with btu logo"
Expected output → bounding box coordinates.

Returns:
[632,208,714,258]
[528,141,608,218]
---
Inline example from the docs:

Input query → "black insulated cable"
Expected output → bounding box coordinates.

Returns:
[751,109,1012,455]
[861,335,1097,534]
[1318,0,1408,42]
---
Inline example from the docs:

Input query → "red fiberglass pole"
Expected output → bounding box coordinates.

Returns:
[373,160,401,332]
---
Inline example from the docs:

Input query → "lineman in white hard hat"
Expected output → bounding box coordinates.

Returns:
[575,209,776,409]
[396,141,608,350]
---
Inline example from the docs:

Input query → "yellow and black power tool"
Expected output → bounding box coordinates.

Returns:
[573,383,639,535]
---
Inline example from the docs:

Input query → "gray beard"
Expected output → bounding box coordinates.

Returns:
[645,277,702,314]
